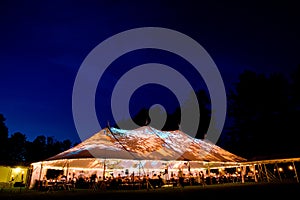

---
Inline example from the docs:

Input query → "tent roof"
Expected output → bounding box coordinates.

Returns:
[46,126,246,163]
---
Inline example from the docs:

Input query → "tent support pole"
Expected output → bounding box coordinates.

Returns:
[207,163,210,176]
[292,161,299,183]
[38,162,43,190]
[207,162,211,185]
[138,161,141,177]
[263,163,270,182]
[241,165,246,183]
[275,163,282,182]
[258,164,263,182]
[66,160,69,182]
[253,164,258,182]
[102,159,106,180]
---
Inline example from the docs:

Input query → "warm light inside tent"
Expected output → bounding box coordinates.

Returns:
[14,167,21,173]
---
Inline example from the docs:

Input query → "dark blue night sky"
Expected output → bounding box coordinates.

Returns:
[0,0,299,143]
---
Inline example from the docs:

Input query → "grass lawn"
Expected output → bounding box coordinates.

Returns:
[1,182,299,200]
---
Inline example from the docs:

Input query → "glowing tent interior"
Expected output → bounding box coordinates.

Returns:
[29,126,246,188]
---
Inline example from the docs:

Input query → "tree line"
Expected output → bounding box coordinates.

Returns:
[125,65,300,160]
[0,65,300,166]
[0,116,72,166]
[224,65,300,159]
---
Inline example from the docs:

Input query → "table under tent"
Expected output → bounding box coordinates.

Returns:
[29,126,247,189]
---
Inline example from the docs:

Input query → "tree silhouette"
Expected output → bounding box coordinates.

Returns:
[25,135,72,163]
[0,114,9,165]
[286,65,300,155]
[45,137,72,159]
[120,89,211,140]
[25,135,47,163]
[225,70,291,159]
[8,132,27,165]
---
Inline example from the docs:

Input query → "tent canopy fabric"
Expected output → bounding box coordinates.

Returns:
[29,126,246,189]
[46,126,246,163]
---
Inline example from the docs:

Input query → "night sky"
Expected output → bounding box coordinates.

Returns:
[0,0,299,144]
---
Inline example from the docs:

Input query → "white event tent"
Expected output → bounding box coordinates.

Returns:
[29,126,246,188]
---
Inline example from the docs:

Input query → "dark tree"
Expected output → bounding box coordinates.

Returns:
[195,89,211,139]
[25,135,47,163]
[126,89,211,140]
[286,65,300,155]
[0,114,74,164]
[61,139,72,151]
[0,114,9,165]
[225,70,290,159]
[132,108,150,127]
[164,89,211,139]
[25,135,73,163]
[8,132,27,165]
[290,65,300,119]
[46,137,71,158]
